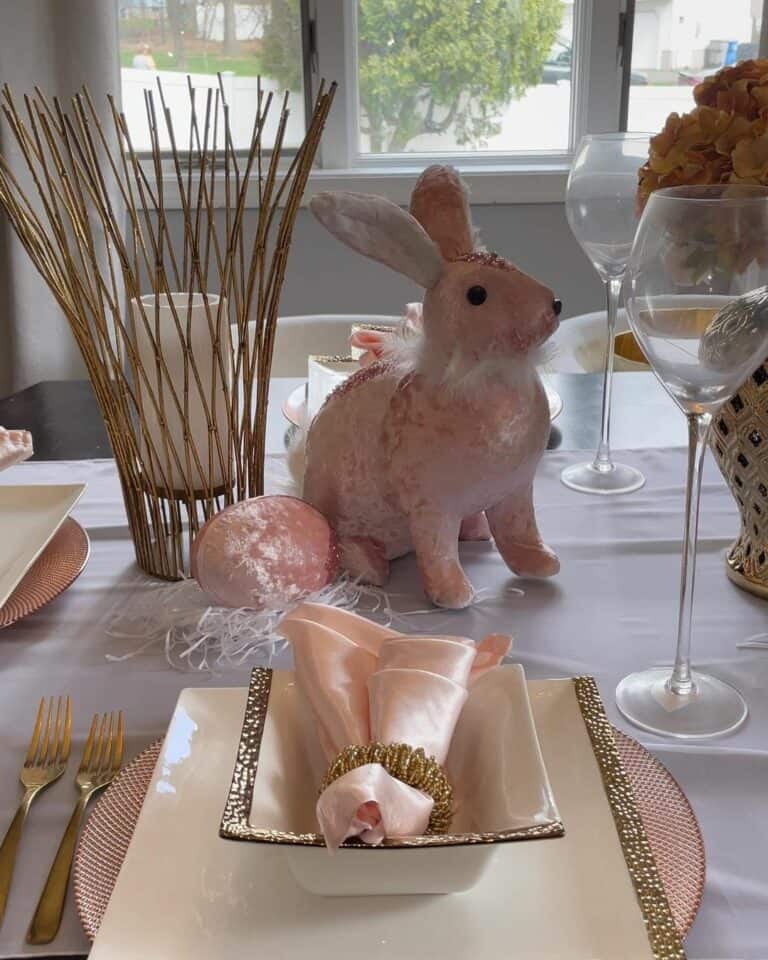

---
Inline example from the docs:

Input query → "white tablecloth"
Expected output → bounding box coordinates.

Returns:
[0,449,766,959]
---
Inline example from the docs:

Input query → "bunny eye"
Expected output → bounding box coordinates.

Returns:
[466,285,487,306]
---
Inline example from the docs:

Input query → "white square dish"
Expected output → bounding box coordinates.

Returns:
[307,354,357,419]
[0,484,86,609]
[220,665,563,896]
[89,675,684,960]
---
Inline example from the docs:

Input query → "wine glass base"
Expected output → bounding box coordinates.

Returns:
[560,460,645,495]
[616,667,748,739]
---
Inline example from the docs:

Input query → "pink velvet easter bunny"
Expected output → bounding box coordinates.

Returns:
[304,165,560,609]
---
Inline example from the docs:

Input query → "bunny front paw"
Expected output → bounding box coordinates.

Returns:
[408,514,475,608]
[487,490,560,580]
[423,562,476,609]
[339,536,390,586]
[498,542,560,579]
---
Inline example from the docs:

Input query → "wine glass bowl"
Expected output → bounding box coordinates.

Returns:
[562,134,652,495]
[626,184,768,416]
[616,184,768,739]
[566,172,644,280]
[629,295,760,412]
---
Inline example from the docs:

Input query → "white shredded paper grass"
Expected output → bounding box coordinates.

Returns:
[104,576,377,672]
[103,573,525,674]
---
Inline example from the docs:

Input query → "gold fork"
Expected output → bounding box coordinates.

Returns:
[27,710,123,945]
[0,696,71,928]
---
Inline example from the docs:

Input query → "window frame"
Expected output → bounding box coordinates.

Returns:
[126,0,768,206]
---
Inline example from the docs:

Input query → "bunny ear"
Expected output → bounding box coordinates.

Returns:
[409,165,474,260]
[310,191,444,289]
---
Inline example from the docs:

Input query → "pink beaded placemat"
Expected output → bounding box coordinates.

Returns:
[0,517,89,628]
[73,729,704,941]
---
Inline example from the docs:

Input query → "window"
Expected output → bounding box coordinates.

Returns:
[624,0,765,134]
[118,1,306,151]
[313,0,630,175]
[354,0,575,155]
[119,1,768,197]
[120,0,609,170]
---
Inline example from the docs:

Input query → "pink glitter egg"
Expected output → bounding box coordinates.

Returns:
[191,495,339,610]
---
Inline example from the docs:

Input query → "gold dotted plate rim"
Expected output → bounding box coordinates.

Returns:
[0,517,89,629]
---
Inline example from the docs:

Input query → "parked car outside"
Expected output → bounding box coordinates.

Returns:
[677,66,720,86]
[542,44,646,85]
[678,43,759,85]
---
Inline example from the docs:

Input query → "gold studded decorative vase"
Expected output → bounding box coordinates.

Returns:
[711,358,768,599]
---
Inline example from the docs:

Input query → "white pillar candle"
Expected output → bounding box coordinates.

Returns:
[131,293,232,493]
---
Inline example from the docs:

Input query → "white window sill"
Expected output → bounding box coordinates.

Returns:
[307,165,569,204]
[148,164,569,210]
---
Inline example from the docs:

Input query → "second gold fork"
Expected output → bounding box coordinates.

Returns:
[27,710,123,945]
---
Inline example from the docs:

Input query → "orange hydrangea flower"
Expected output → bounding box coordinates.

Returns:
[638,60,768,207]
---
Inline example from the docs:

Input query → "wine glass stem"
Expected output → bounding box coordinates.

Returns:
[670,412,712,695]
[593,277,622,471]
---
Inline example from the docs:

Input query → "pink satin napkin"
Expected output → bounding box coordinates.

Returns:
[349,330,387,368]
[279,602,511,849]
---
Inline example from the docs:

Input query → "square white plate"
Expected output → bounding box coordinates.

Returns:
[90,673,683,959]
[0,484,85,609]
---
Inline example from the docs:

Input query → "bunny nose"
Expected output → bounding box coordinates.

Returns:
[552,299,562,316]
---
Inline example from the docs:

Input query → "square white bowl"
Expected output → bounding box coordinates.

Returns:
[219,665,563,896]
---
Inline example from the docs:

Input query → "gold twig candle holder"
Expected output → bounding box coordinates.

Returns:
[0,78,335,579]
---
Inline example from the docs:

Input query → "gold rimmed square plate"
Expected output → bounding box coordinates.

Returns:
[0,484,86,610]
[89,674,685,959]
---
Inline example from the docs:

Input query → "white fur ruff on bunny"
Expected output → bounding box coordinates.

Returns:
[304,165,560,610]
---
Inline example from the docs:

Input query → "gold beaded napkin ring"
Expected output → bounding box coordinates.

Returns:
[319,742,453,834]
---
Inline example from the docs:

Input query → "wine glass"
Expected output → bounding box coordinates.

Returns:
[616,184,768,738]
[562,133,651,495]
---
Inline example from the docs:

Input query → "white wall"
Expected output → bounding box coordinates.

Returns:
[0,0,120,396]
[0,197,603,396]
[271,204,602,322]
[153,202,597,325]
